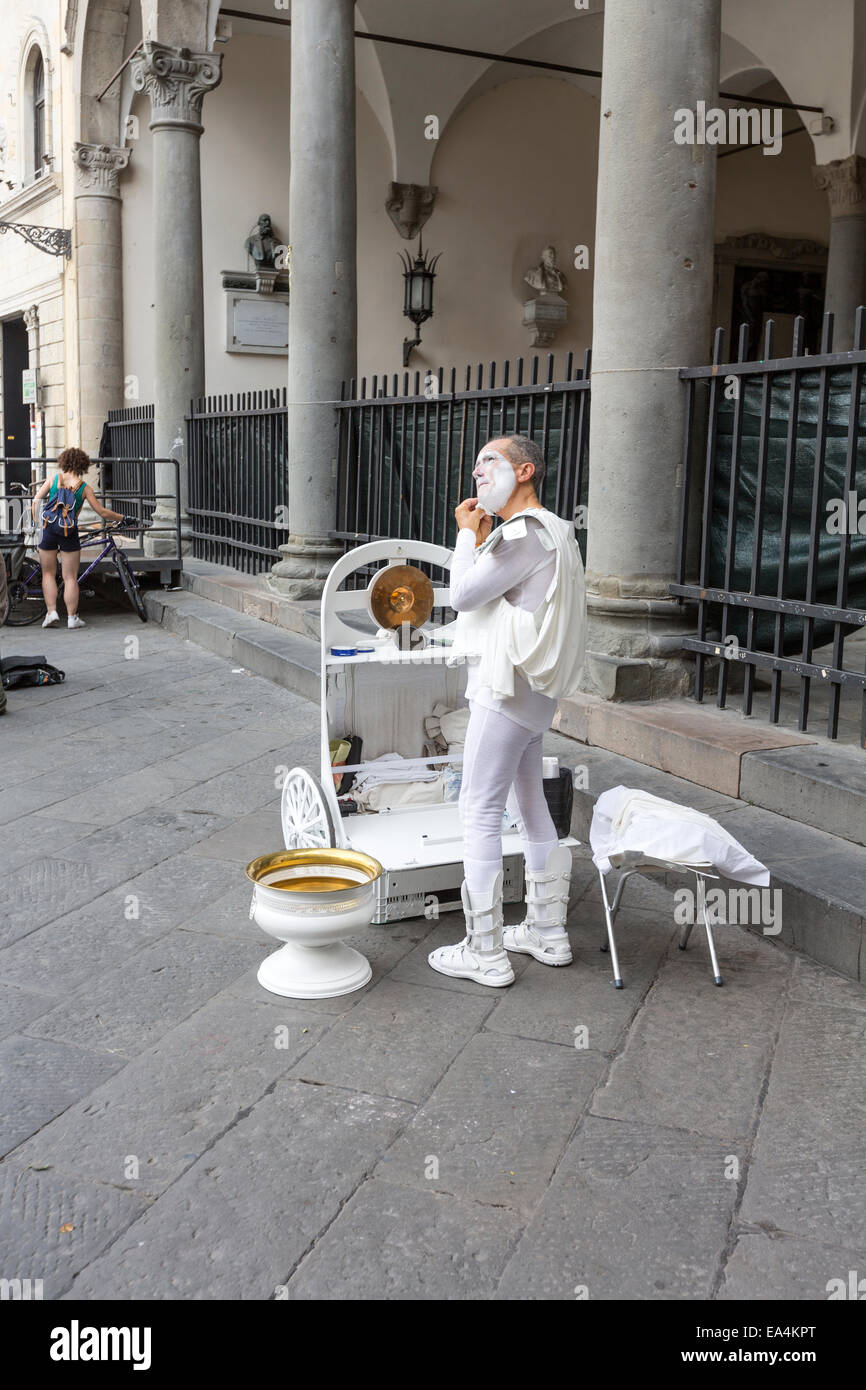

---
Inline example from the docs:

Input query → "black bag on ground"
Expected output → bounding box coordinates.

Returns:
[1,655,66,689]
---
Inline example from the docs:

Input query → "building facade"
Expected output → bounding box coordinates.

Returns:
[1,0,865,690]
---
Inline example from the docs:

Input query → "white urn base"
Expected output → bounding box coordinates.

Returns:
[257,940,373,999]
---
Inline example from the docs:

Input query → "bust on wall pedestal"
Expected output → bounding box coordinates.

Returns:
[523,244,569,348]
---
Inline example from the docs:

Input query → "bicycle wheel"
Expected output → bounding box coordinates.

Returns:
[4,578,46,626]
[114,551,147,622]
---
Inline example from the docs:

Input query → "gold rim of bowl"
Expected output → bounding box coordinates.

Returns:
[245,847,383,890]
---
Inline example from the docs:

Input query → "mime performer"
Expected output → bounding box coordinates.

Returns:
[428,435,587,987]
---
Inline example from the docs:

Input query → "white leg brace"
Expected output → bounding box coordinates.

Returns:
[503,844,574,966]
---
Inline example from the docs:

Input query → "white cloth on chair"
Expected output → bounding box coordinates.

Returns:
[589,785,770,886]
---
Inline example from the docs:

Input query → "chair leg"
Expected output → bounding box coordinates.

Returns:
[678,921,695,951]
[599,869,636,949]
[598,869,624,989]
[699,886,723,986]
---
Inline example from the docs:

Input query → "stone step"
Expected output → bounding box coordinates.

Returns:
[177,559,322,643]
[555,691,866,849]
[143,587,319,703]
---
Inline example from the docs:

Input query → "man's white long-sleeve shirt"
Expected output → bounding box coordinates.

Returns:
[449,514,557,732]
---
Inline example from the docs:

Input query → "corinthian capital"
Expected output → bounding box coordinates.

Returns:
[813,155,866,214]
[131,41,223,133]
[73,142,131,196]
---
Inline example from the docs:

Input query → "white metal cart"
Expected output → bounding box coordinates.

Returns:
[279,538,578,925]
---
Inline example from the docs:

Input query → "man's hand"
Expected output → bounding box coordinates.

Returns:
[455,497,492,546]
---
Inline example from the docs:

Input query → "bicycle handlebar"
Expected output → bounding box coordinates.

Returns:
[87,517,151,531]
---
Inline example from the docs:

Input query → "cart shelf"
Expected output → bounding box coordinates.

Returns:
[326,644,476,666]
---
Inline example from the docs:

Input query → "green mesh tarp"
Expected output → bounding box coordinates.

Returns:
[340,391,588,564]
[709,370,866,653]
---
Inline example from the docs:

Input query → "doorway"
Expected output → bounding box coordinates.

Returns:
[2,316,32,488]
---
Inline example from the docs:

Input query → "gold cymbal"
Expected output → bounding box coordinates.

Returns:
[368,564,435,629]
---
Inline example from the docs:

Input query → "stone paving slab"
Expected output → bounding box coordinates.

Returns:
[718,1232,866,1301]
[0,812,101,872]
[291,976,495,1102]
[0,855,128,949]
[284,1178,524,1300]
[5,993,333,1194]
[189,804,291,864]
[49,805,231,877]
[789,955,866,1012]
[496,1116,740,1300]
[591,949,791,1141]
[24,929,266,1058]
[375,1032,605,1213]
[157,768,281,820]
[731,999,866,1252]
[0,982,60,1039]
[748,1001,866,1163]
[483,913,678,1051]
[0,1166,151,1300]
[0,1033,125,1158]
[0,851,241,995]
[63,1082,414,1300]
[28,765,202,831]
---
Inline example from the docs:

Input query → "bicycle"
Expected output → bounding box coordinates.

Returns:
[2,518,150,626]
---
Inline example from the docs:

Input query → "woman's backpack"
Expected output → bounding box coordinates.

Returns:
[42,478,83,535]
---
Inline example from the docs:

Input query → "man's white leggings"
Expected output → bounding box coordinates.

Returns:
[459,701,558,894]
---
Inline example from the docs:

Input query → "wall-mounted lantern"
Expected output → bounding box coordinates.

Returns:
[400,234,440,367]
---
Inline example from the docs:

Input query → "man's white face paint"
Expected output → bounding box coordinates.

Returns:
[473,448,518,515]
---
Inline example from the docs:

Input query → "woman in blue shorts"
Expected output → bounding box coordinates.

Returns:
[32,447,125,629]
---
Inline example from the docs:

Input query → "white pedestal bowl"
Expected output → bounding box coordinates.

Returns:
[246,848,383,1000]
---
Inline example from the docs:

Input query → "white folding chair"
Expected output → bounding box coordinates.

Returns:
[597,851,724,989]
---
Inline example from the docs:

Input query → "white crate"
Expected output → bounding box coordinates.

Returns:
[371,853,525,925]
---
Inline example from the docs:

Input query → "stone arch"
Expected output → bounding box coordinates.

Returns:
[75,0,136,146]
[362,1,603,187]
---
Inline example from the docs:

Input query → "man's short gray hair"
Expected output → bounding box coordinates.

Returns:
[501,435,546,493]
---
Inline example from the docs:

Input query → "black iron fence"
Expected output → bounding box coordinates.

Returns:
[101,404,155,511]
[334,352,591,564]
[673,310,866,742]
[187,388,288,574]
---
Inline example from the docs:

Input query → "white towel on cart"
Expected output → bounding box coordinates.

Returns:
[351,752,440,792]
[590,785,770,886]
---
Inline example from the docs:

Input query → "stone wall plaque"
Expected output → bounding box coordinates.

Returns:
[226,289,289,355]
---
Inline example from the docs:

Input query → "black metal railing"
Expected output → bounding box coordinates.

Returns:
[673,310,866,742]
[187,388,288,574]
[333,352,591,573]
[0,456,183,575]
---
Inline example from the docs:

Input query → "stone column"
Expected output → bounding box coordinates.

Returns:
[584,0,721,700]
[131,42,222,555]
[73,142,130,521]
[813,155,866,351]
[267,0,357,599]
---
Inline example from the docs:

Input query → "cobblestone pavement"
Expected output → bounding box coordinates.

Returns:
[1,606,864,1300]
